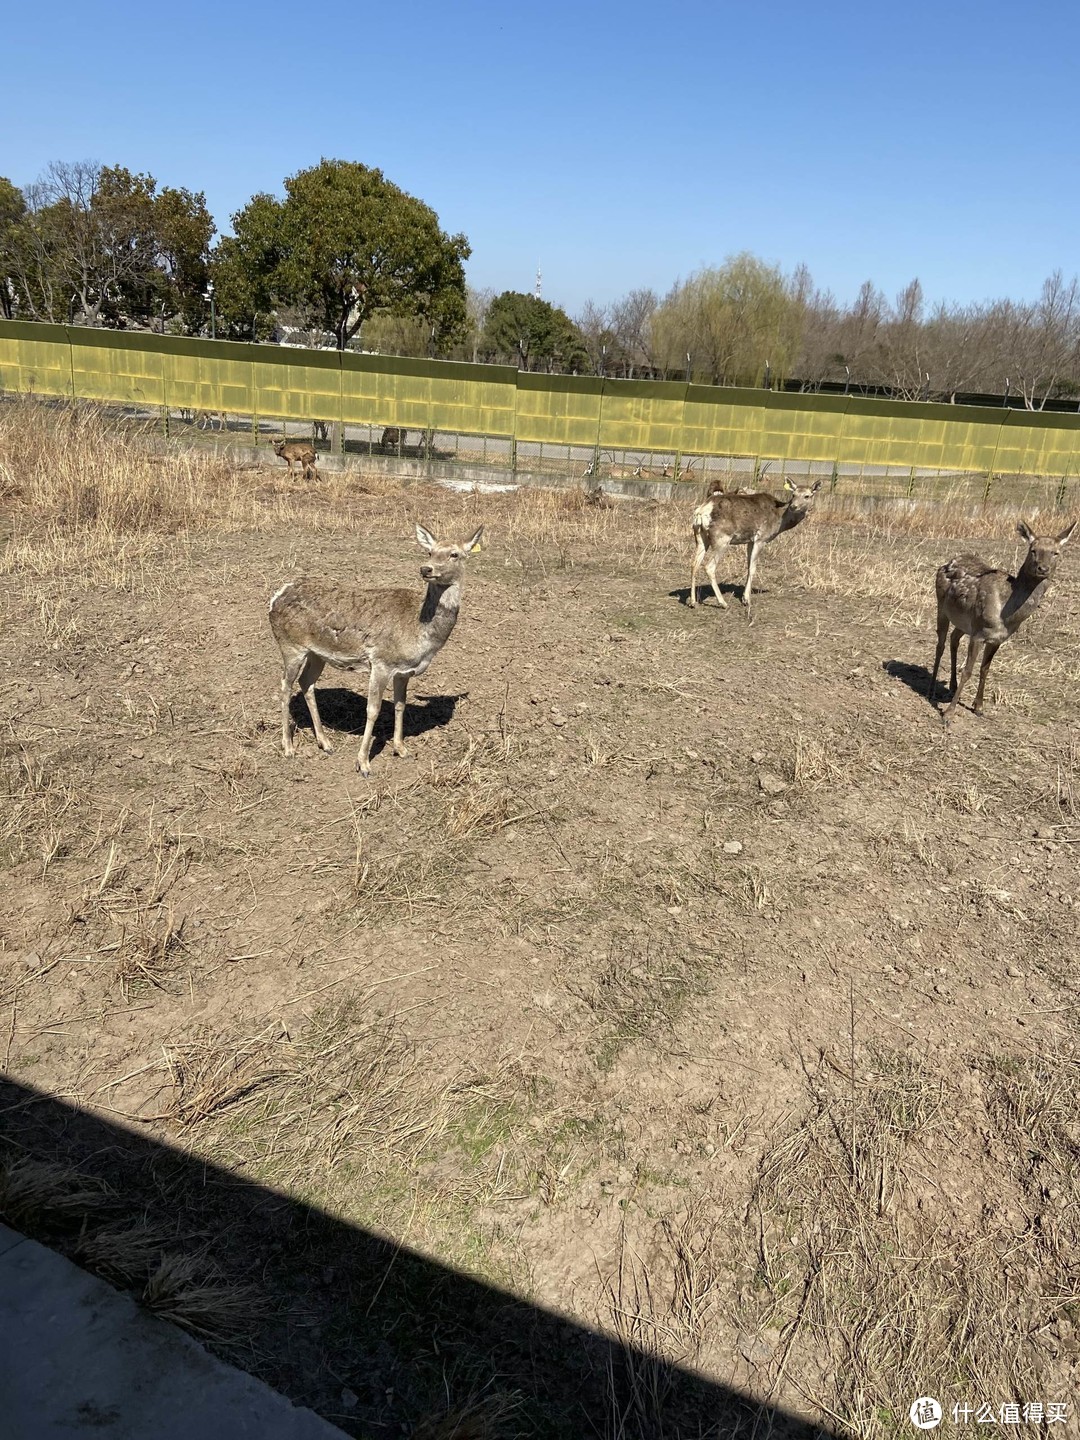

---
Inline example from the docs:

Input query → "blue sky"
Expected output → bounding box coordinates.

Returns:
[8,0,1077,316]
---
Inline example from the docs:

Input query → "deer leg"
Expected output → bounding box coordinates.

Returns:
[947,629,962,693]
[931,614,950,701]
[279,647,310,757]
[943,637,979,724]
[357,666,388,776]
[972,641,1001,714]
[688,533,706,607]
[704,542,728,609]
[392,673,410,758]
[297,655,333,753]
[742,540,760,614]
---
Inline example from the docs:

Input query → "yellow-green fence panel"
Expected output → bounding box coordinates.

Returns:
[683,386,768,457]
[599,379,687,453]
[515,373,603,447]
[0,321,73,398]
[758,392,848,464]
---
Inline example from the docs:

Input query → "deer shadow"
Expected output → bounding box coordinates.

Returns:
[670,582,761,607]
[289,687,463,754]
[882,658,944,711]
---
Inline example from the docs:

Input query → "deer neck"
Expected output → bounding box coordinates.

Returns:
[1002,569,1049,627]
[777,502,807,535]
[419,577,462,644]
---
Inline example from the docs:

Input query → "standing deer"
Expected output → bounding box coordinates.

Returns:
[271,438,320,480]
[688,479,822,613]
[269,523,485,776]
[381,427,407,452]
[931,518,1075,723]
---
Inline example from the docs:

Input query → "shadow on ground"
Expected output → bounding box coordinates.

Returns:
[288,688,463,752]
[0,1077,833,1440]
[883,658,942,710]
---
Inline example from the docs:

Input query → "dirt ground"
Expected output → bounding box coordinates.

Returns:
[2,408,1079,1438]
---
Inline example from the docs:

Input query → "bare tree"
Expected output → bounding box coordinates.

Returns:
[609,288,658,377]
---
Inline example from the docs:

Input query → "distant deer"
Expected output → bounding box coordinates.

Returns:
[931,518,1076,723]
[381,426,407,452]
[197,409,227,431]
[269,523,485,776]
[271,438,319,480]
[688,478,822,613]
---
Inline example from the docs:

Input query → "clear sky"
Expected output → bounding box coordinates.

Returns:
[7,0,1077,317]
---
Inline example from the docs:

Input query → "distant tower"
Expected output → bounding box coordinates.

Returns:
[534,263,542,301]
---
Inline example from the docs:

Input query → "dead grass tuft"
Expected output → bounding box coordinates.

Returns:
[0,1156,115,1233]
[141,1252,265,1341]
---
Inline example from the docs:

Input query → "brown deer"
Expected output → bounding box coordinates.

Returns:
[931,518,1076,723]
[197,409,227,431]
[688,479,822,613]
[271,438,319,480]
[268,523,485,776]
[381,427,407,452]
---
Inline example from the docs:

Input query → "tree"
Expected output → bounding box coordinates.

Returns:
[479,292,588,371]
[218,160,471,351]
[609,288,658,377]
[0,178,27,319]
[651,255,803,386]
[210,193,286,341]
[4,161,214,331]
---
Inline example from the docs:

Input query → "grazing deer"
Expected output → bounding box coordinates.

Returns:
[381,426,407,452]
[271,438,320,480]
[269,523,485,776]
[197,409,227,431]
[931,518,1076,723]
[688,479,822,613]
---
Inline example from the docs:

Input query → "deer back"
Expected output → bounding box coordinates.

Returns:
[270,579,447,670]
[698,491,788,545]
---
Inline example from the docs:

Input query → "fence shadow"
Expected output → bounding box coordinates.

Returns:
[0,1076,833,1440]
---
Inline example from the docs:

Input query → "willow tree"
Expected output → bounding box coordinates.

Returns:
[651,254,804,386]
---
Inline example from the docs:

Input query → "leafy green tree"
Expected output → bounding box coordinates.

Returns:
[480,292,588,372]
[217,160,470,350]
[0,178,27,319]
[210,193,284,340]
[4,161,214,331]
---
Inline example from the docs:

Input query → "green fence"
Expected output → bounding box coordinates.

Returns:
[3,318,1080,479]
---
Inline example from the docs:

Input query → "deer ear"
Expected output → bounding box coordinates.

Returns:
[463,525,485,553]
[1056,519,1077,546]
[1017,520,1036,542]
[810,479,823,494]
[415,524,437,552]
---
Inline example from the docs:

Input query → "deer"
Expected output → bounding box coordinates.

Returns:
[197,409,227,431]
[271,438,319,480]
[688,478,822,614]
[380,426,407,452]
[268,523,485,776]
[931,518,1076,724]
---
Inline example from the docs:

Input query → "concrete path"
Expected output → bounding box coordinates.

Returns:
[0,1224,347,1439]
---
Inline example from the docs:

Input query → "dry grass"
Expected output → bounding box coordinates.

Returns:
[0,1156,115,1233]
[738,1046,1079,1437]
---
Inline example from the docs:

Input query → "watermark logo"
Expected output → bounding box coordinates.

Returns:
[910,1398,943,1430]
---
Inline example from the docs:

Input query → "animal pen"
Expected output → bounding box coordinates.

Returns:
[1,318,1079,510]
